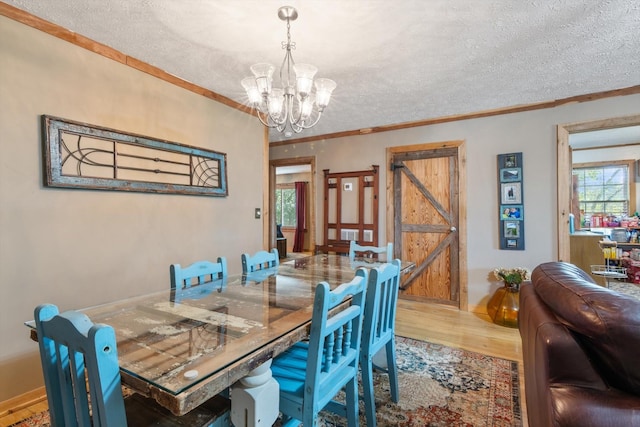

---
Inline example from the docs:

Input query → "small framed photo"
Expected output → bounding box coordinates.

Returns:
[500,167,521,182]
[501,182,522,204]
[500,205,523,221]
[506,239,518,248]
[504,220,520,238]
[504,154,517,168]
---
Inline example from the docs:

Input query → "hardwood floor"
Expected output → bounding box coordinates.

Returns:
[397,299,523,361]
[0,388,48,427]
[0,299,528,427]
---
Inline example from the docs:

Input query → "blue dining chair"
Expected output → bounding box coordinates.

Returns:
[271,268,369,427]
[170,258,228,302]
[360,259,402,427]
[170,257,228,289]
[34,304,231,427]
[241,248,279,273]
[348,241,393,261]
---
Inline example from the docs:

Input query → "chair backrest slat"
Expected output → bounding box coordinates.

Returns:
[363,259,402,355]
[241,249,279,273]
[349,241,393,261]
[35,304,128,427]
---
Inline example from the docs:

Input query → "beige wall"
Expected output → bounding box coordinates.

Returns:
[0,16,265,400]
[270,93,640,312]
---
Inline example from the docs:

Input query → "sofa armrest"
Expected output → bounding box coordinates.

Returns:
[549,386,640,427]
[519,283,608,427]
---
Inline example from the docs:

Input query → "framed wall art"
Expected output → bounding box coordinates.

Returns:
[42,115,228,197]
[500,167,521,182]
[504,220,520,238]
[500,182,522,204]
[498,152,524,250]
[500,205,523,220]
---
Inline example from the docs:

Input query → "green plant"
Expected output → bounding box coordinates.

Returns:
[493,267,530,290]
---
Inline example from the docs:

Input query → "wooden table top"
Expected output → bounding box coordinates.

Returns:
[26,254,412,416]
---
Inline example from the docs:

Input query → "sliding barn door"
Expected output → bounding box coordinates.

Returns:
[390,142,465,308]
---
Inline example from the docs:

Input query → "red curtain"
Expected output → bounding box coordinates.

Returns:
[293,181,306,252]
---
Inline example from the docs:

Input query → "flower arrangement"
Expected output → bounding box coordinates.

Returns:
[493,267,530,290]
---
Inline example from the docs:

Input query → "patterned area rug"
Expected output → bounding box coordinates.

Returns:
[7,412,49,427]
[314,337,521,427]
[9,337,521,427]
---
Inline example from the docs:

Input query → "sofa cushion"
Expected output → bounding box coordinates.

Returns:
[532,261,640,395]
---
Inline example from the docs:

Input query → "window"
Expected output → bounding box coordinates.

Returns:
[573,161,635,218]
[275,184,296,227]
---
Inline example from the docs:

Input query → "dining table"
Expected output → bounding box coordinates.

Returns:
[26,254,414,416]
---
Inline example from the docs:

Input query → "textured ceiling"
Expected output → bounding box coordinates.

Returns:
[4,0,640,142]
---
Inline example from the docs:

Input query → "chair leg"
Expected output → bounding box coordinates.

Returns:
[361,355,377,427]
[386,341,400,403]
[345,376,360,427]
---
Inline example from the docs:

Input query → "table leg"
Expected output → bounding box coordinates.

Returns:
[230,359,280,427]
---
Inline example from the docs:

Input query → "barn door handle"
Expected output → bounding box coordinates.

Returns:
[450,226,457,232]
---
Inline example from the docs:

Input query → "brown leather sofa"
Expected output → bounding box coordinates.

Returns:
[519,261,640,427]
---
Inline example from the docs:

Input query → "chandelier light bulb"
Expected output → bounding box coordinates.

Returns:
[250,63,275,96]
[268,88,285,119]
[241,77,261,105]
[241,6,336,136]
[314,78,337,109]
[300,95,315,121]
[293,63,318,98]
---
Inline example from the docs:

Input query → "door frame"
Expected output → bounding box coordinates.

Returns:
[386,141,468,310]
[557,114,640,261]
[269,156,317,252]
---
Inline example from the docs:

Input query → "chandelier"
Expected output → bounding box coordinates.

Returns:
[241,6,336,136]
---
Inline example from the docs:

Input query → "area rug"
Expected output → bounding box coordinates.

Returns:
[609,281,640,300]
[313,336,521,427]
[9,337,522,427]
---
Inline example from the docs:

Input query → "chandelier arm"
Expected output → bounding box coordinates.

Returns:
[289,111,322,132]
[288,97,302,127]
[288,98,323,130]
[280,52,290,89]
[255,108,287,129]
[297,110,324,130]
[288,121,304,133]
[266,109,288,126]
